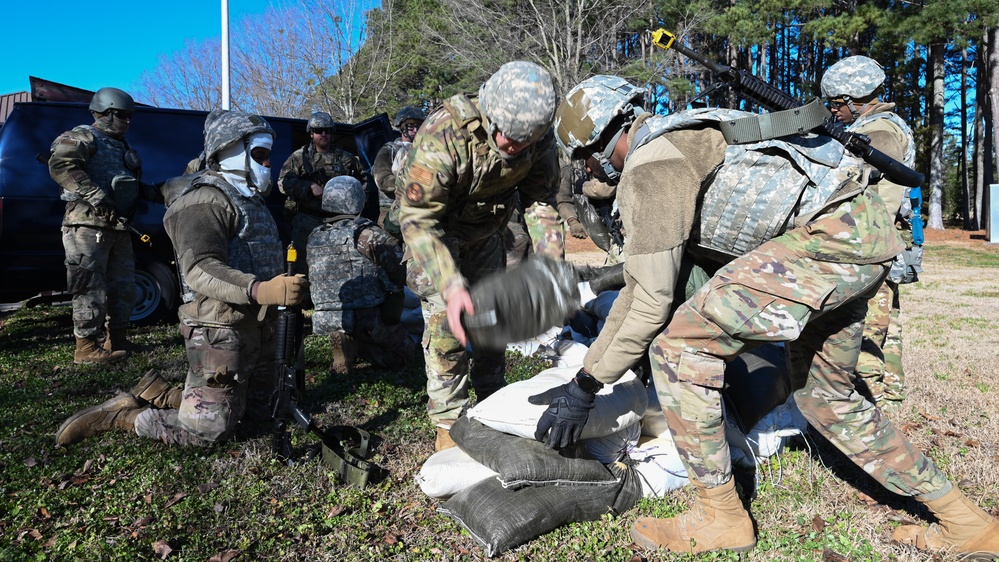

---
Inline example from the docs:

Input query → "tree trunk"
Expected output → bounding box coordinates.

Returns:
[962,47,971,230]
[927,41,946,230]
[989,26,999,235]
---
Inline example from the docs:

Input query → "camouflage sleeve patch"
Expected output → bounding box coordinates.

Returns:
[405,182,425,205]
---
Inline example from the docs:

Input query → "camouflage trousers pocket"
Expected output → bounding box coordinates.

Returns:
[676,350,726,390]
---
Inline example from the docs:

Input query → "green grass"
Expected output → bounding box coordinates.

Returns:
[926,245,999,268]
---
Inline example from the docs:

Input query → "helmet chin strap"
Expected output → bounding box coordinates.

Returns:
[594,127,625,183]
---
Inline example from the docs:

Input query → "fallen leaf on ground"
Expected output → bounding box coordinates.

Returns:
[327,506,346,518]
[163,493,187,509]
[919,409,942,421]
[154,539,173,559]
[812,515,825,532]
[24,457,38,467]
[823,549,849,562]
[209,550,241,562]
[964,439,980,447]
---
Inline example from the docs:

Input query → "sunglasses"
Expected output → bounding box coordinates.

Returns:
[110,109,133,120]
[827,100,847,110]
[313,128,334,135]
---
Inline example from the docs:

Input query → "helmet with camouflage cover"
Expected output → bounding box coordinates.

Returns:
[555,75,647,159]
[307,111,336,133]
[394,106,426,128]
[204,110,276,167]
[478,61,557,145]
[820,56,885,101]
[89,87,135,114]
[322,176,366,215]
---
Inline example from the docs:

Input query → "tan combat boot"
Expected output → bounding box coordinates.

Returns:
[329,331,358,376]
[103,328,148,354]
[130,369,183,409]
[74,336,127,365]
[55,393,148,446]
[434,420,457,452]
[631,478,756,554]
[892,486,999,559]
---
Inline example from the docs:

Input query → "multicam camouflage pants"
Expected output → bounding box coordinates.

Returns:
[61,225,136,338]
[856,280,905,403]
[134,322,276,446]
[505,201,564,268]
[651,240,950,498]
[407,233,507,424]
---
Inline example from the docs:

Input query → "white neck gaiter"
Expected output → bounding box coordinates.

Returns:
[218,133,273,197]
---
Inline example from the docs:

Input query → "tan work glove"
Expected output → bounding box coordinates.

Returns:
[255,273,309,306]
[567,218,588,239]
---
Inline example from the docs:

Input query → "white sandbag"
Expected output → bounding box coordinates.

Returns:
[580,421,641,464]
[416,446,498,499]
[730,394,809,468]
[629,434,689,498]
[506,325,563,357]
[468,365,647,440]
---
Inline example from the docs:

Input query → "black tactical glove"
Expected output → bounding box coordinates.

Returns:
[93,202,118,223]
[528,368,603,449]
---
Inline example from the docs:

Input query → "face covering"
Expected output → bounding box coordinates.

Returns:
[218,132,273,197]
[94,113,130,139]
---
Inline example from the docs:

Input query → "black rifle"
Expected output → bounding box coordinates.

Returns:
[651,29,924,188]
[272,243,318,462]
[270,244,384,487]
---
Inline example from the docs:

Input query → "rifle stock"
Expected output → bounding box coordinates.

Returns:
[651,29,924,187]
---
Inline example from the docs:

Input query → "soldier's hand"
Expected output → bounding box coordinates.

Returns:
[310,183,324,198]
[94,202,118,223]
[445,286,474,346]
[255,273,310,306]
[568,219,588,239]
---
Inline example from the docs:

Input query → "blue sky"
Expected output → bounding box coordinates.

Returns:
[1,0,277,97]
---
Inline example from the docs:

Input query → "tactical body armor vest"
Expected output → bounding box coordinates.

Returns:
[630,109,867,259]
[64,125,140,219]
[308,216,398,335]
[439,94,549,245]
[177,172,284,304]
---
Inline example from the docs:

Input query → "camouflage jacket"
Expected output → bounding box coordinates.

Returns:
[585,117,904,385]
[849,103,914,216]
[49,121,159,229]
[164,171,283,329]
[397,93,560,298]
[277,143,366,216]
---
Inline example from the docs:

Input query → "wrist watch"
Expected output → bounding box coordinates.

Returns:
[574,371,604,394]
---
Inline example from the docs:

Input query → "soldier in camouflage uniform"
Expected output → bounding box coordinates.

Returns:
[538,76,999,558]
[48,87,163,364]
[397,61,560,451]
[307,176,416,376]
[278,111,369,276]
[372,106,426,239]
[820,55,918,406]
[55,111,309,447]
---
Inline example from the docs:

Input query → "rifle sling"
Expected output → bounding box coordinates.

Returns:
[719,99,830,144]
[319,425,380,487]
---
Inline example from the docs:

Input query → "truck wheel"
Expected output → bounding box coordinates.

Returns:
[131,260,179,326]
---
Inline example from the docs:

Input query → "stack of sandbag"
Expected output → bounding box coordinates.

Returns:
[418,365,647,557]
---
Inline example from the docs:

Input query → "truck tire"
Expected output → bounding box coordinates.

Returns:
[131,259,179,326]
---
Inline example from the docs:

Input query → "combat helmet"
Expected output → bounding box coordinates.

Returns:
[394,106,426,128]
[821,56,885,101]
[322,176,366,215]
[204,111,276,167]
[478,61,557,145]
[307,111,336,133]
[89,87,135,114]
[555,75,647,182]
